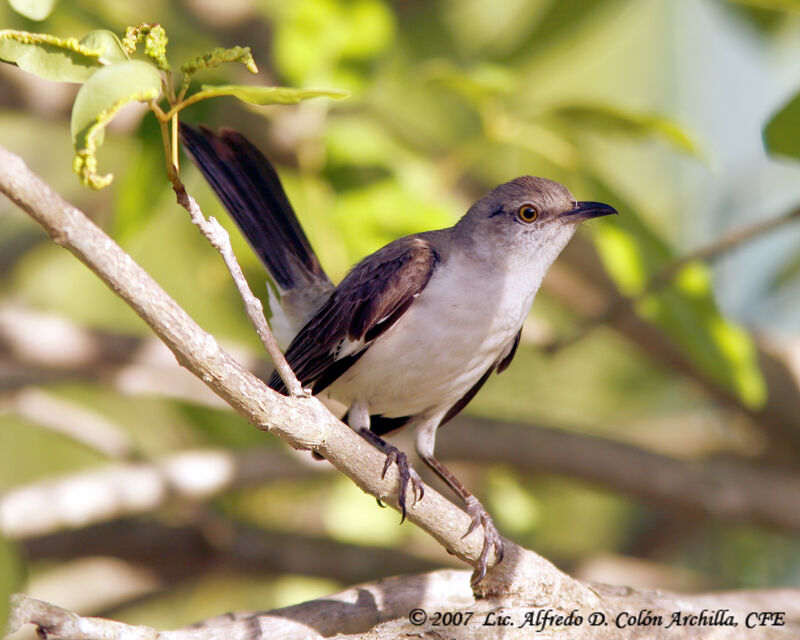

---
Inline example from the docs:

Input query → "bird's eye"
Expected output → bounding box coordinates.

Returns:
[517,204,539,223]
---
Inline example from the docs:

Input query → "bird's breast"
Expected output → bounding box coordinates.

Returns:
[327,252,542,417]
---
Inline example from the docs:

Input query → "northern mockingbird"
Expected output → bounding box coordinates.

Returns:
[180,124,618,583]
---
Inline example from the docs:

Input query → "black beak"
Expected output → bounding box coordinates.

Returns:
[561,201,618,222]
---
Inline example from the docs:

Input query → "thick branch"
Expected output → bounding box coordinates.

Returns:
[0,143,559,590]
[6,416,800,542]
[9,572,800,639]
[23,519,445,590]
[442,417,800,531]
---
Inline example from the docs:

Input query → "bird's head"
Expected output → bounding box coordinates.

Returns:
[455,176,618,263]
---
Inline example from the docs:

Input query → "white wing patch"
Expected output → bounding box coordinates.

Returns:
[333,337,366,360]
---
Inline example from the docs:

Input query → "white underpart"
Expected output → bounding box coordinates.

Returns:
[266,284,295,351]
[347,400,370,432]
[325,225,575,422]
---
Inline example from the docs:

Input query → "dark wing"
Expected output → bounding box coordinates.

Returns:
[269,236,440,394]
[179,124,329,291]
[440,327,522,426]
[496,328,521,373]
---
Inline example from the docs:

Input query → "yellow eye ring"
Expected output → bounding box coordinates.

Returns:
[517,204,539,223]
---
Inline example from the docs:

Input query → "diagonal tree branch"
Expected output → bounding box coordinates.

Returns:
[0,142,550,593]
[4,144,800,639]
[4,305,800,536]
[442,417,800,531]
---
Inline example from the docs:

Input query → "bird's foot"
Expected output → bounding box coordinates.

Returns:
[462,495,504,585]
[358,428,425,521]
[381,445,425,522]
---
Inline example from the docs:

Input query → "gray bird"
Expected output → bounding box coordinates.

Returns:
[180,124,618,583]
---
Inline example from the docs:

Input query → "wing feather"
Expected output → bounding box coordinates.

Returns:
[269,236,440,394]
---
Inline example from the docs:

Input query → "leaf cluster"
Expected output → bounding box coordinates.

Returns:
[0,25,346,189]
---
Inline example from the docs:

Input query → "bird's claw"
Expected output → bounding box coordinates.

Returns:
[381,445,425,522]
[462,496,504,585]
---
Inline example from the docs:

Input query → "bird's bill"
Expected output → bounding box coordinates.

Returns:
[560,201,618,222]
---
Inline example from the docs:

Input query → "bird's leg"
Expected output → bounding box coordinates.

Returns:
[415,421,503,585]
[419,453,504,584]
[348,401,424,522]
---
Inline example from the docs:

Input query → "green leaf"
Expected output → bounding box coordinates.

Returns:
[0,536,24,634]
[764,91,800,160]
[273,0,395,87]
[422,60,518,100]
[8,0,57,20]
[725,0,800,10]
[121,23,170,70]
[553,104,705,159]
[192,84,348,106]
[0,29,108,82]
[590,181,767,409]
[79,30,128,65]
[71,60,163,189]
[181,46,258,76]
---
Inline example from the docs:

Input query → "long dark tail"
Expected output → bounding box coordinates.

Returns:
[179,123,330,292]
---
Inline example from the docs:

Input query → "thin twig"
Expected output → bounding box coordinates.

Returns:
[646,205,800,294]
[0,142,506,579]
[170,178,307,397]
[152,100,300,391]
[546,205,800,354]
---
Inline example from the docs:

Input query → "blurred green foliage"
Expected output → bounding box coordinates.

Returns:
[8,0,56,21]
[0,28,116,81]
[592,184,766,408]
[1,0,800,627]
[0,536,23,632]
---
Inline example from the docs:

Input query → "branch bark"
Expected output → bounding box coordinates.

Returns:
[23,519,446,591]
[4,143,800,639]
[5,417,800,542]
[442,417,800,531]
[0,142,551,593]
[8,571,800,639]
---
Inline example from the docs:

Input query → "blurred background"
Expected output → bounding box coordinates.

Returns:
[2,0,800,631]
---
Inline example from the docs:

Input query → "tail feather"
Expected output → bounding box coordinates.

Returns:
[179,123,330,292]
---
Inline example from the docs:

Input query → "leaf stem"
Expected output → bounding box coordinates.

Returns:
[161,91,213,121]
